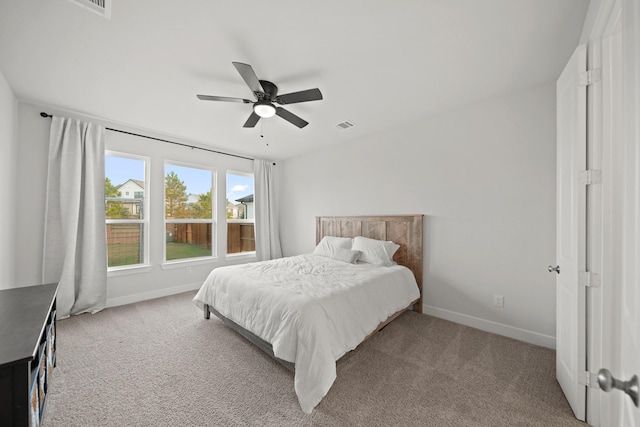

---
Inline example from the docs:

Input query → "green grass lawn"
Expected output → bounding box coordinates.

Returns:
[165,242,212,260]
[108,242,211,266]
[108,243,141,267]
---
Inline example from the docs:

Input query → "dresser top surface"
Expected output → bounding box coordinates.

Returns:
[0,283,58,367]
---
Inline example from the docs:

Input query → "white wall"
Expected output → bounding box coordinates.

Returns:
[15,103,49,289]
[279,83,557,348]
[579,0,606,44]
[0,68,17,288]
[14,101,258,305]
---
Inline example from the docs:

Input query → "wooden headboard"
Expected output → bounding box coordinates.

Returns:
[316,215,423,313]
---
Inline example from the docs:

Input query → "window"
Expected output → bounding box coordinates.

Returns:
[226,172,254,255]
[105,153,148,269]
[165,163,215,262]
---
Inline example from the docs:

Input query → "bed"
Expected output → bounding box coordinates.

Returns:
[193,214,423,413]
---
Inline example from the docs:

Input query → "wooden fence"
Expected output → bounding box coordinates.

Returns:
[167,223,212,248]
[107,222,254,254]
[227,223,255,253]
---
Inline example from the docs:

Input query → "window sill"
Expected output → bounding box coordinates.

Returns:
[225,252,256,262]
[108,264,152,277]
[161,257,219,270]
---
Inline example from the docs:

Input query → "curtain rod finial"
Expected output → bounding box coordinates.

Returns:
[40,112,51,118]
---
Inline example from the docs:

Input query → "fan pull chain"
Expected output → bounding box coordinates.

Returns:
[260,121,269,146]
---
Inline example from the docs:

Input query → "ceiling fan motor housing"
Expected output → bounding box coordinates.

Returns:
[257,80,278,101]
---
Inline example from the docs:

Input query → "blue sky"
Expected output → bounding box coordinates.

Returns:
[105,155,254,200]
[105,155,143,186]
[226,173,253,202]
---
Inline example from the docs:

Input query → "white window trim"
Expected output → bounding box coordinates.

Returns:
[163,160,216,264]
[225,252,256,261]
[108,264,152,277]
[227,218,255,224]
[161,257,219,270]
[226,171,255,257]
[105,151,150,273]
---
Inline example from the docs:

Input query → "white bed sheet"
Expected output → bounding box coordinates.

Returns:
[192,253,420,413]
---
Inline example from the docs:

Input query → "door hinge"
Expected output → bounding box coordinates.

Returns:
[580,170,602,185]
[579,371,601,388]
[579,69,602,87]
[579,271,601,288]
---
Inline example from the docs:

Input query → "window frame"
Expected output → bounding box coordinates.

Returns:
[105,150,150,273]
[226,170,255,258]
[163,160,217,265]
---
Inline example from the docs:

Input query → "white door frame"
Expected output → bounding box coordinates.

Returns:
[583,0,640,424]
[606,0,640,424]
[584,1,621,424]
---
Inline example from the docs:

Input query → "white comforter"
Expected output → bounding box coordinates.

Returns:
[192,254,420,413]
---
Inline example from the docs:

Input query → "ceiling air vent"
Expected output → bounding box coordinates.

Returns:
[69,0,112,19]
[335,121,355,130]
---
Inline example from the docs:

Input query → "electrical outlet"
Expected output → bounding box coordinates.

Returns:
[493,294,504,308]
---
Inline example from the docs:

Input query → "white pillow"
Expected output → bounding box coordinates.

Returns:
[332,248,362,264]
[352,236,400,266]
[313,236,353,259]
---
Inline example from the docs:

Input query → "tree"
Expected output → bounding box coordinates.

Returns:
[105,177,119,197]
[226,199,233,219]
[165,171,188,218]
[106,202,131,219]
[105,177,130,218]
[192,191,212,219]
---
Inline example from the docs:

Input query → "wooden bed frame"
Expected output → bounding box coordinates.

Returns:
[204,214,424,372]
[315,215,423,313]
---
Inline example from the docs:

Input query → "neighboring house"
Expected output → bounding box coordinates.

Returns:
[117,179,144,199]
[115,179,144,216]
[226,200,240,219]
[235,194,254,220]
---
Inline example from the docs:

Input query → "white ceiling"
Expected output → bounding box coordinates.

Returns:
[0,0,589,161]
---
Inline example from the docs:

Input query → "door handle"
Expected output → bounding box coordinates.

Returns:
[548,265,560,274]
[597,369,639,407]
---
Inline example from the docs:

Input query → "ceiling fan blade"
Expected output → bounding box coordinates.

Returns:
[197,95,252,103]
[275,88,323,105]
[232,62,265,96]
[276,107,308,128]
[243,111,261,128]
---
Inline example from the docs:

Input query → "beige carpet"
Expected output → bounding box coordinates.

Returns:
[42,291,587,427]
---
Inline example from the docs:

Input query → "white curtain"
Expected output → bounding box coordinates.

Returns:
[253,159,282,261]
[43,116,107,319]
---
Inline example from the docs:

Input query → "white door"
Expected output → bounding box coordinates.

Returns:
[555,44,588,421]
[597,0,640,424]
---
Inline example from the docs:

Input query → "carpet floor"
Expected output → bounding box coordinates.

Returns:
[42,291,587,426]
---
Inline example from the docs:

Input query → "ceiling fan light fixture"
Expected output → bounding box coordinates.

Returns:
[254,101,276,118]
[197,62,322,128]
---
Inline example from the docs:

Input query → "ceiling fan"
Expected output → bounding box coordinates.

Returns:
[197,62,323,129]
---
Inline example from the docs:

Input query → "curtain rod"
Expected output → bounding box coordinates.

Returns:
[40,112,274,165]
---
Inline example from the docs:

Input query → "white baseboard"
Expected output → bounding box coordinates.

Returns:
[422,304,556,349]
[106,282,202,308]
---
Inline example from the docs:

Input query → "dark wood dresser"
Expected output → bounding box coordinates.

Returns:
[0,283,58,427]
